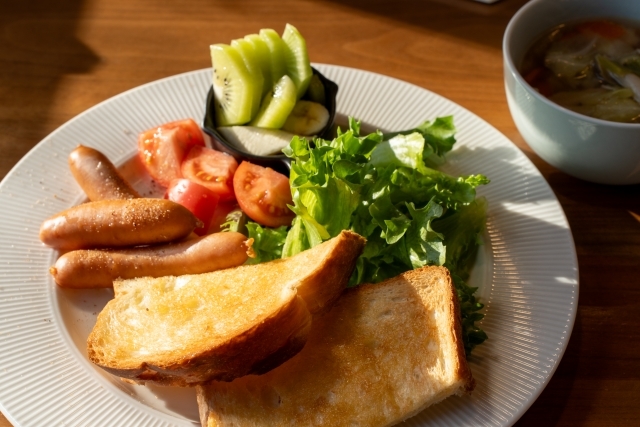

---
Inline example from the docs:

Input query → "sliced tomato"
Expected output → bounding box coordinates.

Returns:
[181,146,238,201]
[208,200,241,233]
[164,179,220,235]
[232,161,294,228]
[137,118,205,187]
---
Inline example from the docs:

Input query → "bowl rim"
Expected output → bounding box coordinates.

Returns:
[202,67,339,174]
[503,0,640,130]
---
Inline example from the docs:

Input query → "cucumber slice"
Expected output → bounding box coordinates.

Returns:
[250,74,297,129]
[218,126,295,157]
[244,34,273,97]
[210,44,256,126]
[230,39,265,119]
[282,100,329,136]
[281,24,313,99]
[259,29,287,85]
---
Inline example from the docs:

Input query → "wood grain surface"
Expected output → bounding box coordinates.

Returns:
[1,0,639,426]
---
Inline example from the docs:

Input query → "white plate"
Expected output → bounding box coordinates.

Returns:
[0,65,578,427]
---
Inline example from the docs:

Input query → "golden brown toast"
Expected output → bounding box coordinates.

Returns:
[87,230,365,386]
[196,266,474,426]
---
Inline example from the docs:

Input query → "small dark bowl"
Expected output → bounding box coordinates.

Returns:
[202,67,338,176]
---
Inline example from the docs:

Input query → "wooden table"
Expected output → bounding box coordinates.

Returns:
[1,0,639,425]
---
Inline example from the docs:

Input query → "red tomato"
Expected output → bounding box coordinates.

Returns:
[232,161,294,228]
[137,119,205,187]
[181,146,238,201]
[164,179,220,235]
[209,201,241,233]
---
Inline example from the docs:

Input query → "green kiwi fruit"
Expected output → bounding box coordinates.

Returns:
[281,24,313,99]
[230,39,265,119]
[210,44,256,126]
[259,29,287,85]
[244,34,273,97]
[305,74,326,104]
[250,74,297,129]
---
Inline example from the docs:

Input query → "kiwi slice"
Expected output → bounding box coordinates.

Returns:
[244,34,273,97]
[210,44,256,126]
[305,74,326,104]
[259,29,287,85]
[250,74,297,129]
[230,39,265,119]
[281,24,313,99]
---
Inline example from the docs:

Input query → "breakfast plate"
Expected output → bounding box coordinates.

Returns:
[0,64,578,426]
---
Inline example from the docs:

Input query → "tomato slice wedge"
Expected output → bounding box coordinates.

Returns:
[208,200,241,233]
[164,179,220,235]
[232,161,295,228]
[181,146,238,201]
[137,118,205,187]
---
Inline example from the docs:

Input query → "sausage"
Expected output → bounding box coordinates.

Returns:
[68,145,139,201]
[50,232,251,288]
[39,198,202,250]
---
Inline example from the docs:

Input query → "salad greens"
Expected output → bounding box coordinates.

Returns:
[232,116,489,355]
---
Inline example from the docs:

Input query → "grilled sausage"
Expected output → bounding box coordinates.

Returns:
[50,232,251,288]
[39,198,201,250]
[68,145,139,201]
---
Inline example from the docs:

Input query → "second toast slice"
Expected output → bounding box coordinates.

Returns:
[196,266,474,426]
[87,230,365,386]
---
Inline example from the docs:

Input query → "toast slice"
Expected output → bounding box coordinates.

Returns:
[87,230,365,386]
[196,266,474,427]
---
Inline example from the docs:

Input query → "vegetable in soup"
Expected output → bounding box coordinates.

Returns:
[521,19,640,123]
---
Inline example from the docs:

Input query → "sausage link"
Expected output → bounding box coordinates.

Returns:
[69,145,139,201]
[50,232,251,288]
[39,198,202,250]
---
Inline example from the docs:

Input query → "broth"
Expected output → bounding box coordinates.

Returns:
[521,19,640,123]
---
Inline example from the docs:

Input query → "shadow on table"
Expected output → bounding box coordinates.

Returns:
[547,172,640,213]
[515,171,640,425]
[0,0,99,179]
[313,0,530,50]
[547,172,640,308]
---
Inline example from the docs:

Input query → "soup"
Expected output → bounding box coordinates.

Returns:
[521,19,640,123]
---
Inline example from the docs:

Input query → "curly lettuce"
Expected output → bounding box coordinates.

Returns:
[244,116,489,355]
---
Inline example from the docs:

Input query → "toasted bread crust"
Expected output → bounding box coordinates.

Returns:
[88,294,312,386]
[197,265,474,426]
[291,229,366,314]
[87,231,366,386]
[401,267,475,394]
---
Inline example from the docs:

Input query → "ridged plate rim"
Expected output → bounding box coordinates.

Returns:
[0,64,578,427]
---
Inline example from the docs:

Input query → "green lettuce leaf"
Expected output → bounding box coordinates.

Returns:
[432,198,488,354]
[382,116,457,167]
[245,222,288,264]
[275,117,489,355]
[370,132,427,172]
